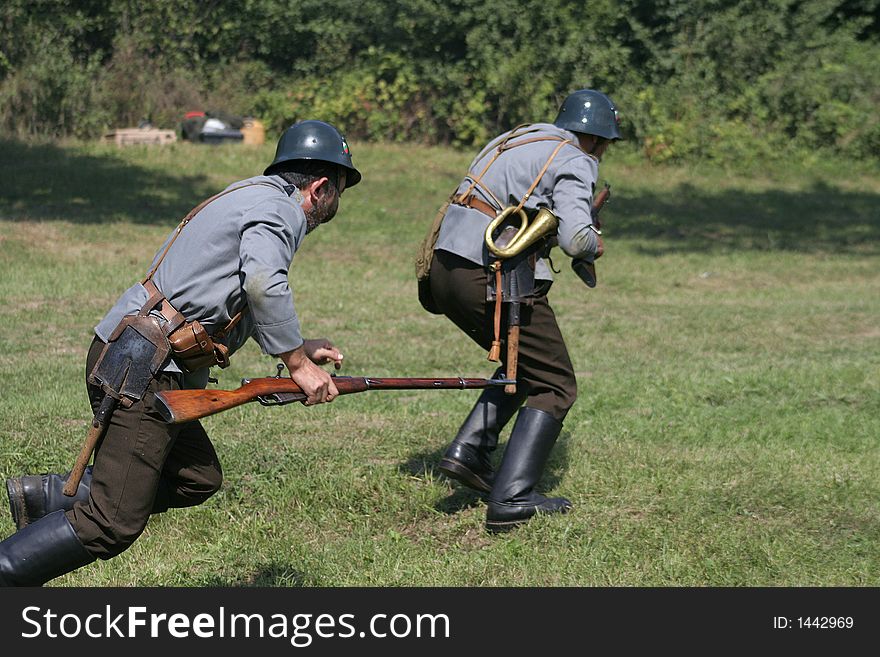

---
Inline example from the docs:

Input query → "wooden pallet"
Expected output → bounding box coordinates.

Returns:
[104,128,177,147]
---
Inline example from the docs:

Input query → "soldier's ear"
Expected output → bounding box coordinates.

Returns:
[302,176,331,205]
[314,176,334,198]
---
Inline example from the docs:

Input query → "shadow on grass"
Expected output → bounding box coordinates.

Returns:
[200,562,308,587]
[0,138,216,224]
[399,429,572,514]
[398,445,484,513]
[609,181,880,255]
[5,138,876,252]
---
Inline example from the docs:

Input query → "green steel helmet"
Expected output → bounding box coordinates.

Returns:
[264,120,362,187]
[554,89,621,140]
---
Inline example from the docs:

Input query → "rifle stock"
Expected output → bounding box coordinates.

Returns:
[591,181,611,229]
[155,376,514,424]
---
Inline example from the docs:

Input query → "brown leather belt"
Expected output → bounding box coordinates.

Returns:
[455,194,498,219]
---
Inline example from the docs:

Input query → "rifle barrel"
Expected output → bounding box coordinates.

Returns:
[359,377,513,389]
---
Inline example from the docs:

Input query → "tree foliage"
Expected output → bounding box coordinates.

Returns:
[1,0,877,165]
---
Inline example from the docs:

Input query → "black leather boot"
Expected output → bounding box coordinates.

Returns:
[0,510,95,586]
[485,407,572,532]
[6,466,93,531]
[438,377,526,493]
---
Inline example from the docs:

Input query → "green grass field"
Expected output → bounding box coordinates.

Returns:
[0,138,878,586]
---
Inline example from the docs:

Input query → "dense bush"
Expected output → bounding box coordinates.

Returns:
[0,0,877,167]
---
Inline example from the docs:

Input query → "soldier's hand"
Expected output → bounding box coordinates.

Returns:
[292,361,339,405]
[594,235,604,259]
[303,338,344,370]
[279,346,340,404]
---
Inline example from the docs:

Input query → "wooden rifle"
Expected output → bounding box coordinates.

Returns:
[155,368,514,424]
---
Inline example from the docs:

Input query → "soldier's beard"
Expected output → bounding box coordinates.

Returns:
[305,193,339,234]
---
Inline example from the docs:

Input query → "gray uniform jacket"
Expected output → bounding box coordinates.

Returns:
[95,174,308,387]
[433,123,600,280]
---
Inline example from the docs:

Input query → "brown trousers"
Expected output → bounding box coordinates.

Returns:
[66,337,223,559]
[428,250,577,421]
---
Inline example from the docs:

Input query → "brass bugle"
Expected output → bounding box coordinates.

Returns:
[485,206,559,259]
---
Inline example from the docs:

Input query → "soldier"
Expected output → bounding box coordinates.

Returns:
[1,120,362,586]
[423,89,620,532]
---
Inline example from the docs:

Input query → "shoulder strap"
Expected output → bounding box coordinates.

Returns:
[511,138,570,213]
[470,124,536,163]
[455,125,538,206]
[140,180,278,336]
[456,126,577,213]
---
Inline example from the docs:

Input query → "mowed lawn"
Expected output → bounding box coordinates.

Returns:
[0,137,878,586]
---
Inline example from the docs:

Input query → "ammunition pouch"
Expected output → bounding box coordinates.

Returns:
[141,279,237,374]
[168,320,231,372]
